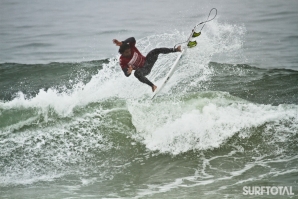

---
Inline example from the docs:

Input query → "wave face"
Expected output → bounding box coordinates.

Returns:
[1,20,298,198]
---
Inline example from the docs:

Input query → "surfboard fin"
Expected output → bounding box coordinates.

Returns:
[192,31,201,37]
[187,41,197,48]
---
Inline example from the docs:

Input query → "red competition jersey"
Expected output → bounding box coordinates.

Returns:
[119,38,146,74]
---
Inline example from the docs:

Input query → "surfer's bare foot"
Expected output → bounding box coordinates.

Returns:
[152,85,157,92]
[175,45,182,52]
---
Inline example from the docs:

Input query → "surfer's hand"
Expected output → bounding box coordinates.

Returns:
[127,65,133,74]
[113,39,122,46]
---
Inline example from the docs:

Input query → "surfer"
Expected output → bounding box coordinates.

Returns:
[113,37,181,92]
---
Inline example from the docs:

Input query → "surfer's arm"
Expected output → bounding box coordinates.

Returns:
[122,37,136,47]
[113,37,136,47]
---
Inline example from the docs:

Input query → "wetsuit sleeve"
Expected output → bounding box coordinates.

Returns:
[122,37,136,47]
[120,58,131,77]
[122,67,131,77]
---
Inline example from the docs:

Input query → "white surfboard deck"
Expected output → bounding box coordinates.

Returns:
[149,8,216,99]
[151,26,198,100]
[151,49,185,99]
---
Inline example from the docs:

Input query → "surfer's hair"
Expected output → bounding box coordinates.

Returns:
[119,43,130,54]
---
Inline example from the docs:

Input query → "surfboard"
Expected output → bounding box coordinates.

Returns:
[151,8,217,99]
[151,49,185,99]
[151,30,194,100]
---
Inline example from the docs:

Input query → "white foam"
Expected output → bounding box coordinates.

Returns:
[0,20,246,119]
[0,19,297,192]
[0,110,114,186]
[128,92,298,154]
[0,172,64,186]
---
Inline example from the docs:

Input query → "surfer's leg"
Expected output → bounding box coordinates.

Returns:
[134,68,154,87]
[133,47,180,91]
[144,48,177,71]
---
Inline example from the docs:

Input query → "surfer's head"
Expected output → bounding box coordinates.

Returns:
[119,43,131,57]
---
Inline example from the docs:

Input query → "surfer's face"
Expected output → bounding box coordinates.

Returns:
[122,48,131,57]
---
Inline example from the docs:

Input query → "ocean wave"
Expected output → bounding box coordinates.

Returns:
[1,20,298,188]
[128,92,298,154]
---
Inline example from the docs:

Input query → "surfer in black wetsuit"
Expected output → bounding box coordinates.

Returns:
[113,37,181,92]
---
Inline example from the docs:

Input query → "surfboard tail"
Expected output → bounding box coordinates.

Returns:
[151,51,184,99]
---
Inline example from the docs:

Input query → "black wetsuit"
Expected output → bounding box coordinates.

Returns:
[134,47,177,87]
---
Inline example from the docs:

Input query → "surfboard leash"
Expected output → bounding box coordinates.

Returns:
[174,8,217,49]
